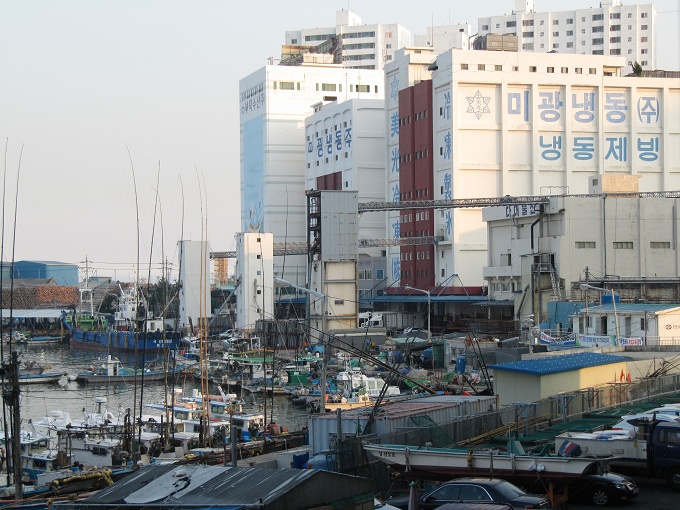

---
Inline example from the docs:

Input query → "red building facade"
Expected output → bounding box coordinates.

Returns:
[398,80,434,290]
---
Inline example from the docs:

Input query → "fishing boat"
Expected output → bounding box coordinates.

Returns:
[15,334,65,345]
[0,360,66,385]
[75,355,185,384]
[363,442,616,479]
[63,283,180,354]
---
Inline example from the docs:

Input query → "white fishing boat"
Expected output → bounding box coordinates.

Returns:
[363,443,615,479]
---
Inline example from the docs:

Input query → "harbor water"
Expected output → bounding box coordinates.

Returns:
[7,343,312,432]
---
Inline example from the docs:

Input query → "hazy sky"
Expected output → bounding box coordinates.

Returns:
[0,0,678,281]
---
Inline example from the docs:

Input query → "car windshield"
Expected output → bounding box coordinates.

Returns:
[493,481,527,499]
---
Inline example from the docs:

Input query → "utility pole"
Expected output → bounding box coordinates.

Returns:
[9,351,23,499]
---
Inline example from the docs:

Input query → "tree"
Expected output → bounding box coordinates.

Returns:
[632,61,643,76]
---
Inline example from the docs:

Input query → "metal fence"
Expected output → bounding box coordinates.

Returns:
[362,372,680,449]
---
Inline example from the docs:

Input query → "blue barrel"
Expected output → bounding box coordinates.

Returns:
[456,355,467,373]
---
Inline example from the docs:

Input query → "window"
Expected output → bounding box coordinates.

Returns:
[523,19,534,26]
[592,38,604,45]
[356,84,370,92]
[641,60,648,66]
[581,29,586,34]
[547,66,555,73]
[359,289,372,299]
[530,66,537,72]
[576,241,596,249]
[495,23,500,29]
[641,36,648,43]
[610,37,620,43]
[553,43,559,49]
[593,26,604,33]
[334,299,345,305]
[358,269,373,280]
[610,25,620,32]
[566,30,573,36]
[641,48,648,54]
[507,21,516,28]
[523,31,534,38]
[566,18,573,24]
[641,12,648,18]
[321,83,337,91]
[592,14,604,21]
[523,43,534,50]
[482,24,489,31]
[540,43,544,48]
[641,24,648,30]
[291,38,297,44]
[589,67,597,74]
[575,67,582,74]
[478,64,485,70]
[540,20,544,25]
[512,65,519,71]
[651,242,671,249]
[561,67,568,73]
[553,31,559,37]
[279,81,295,90]
[553,20,559,25]
[461,63,468,70]
[613,242,633,249]
[495,64,502,71]
[610,49,621,55]
[567,42,574,48]
[581,40,586,45]
[610,13,621,19]
[581,17,586,22]
[540,32,545,37]
[376,269,384,280]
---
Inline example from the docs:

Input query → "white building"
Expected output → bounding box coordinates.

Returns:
[178,240,211,330]
[239,64,384,288]
[429,49,680,289]
[284,10,471,71]
[234,233,273,333]
[483,189,680,323]
[478,0,656,70]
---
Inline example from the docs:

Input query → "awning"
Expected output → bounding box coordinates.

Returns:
[0,309,65,319]
[474,300,514,307]
[361,295,485,304]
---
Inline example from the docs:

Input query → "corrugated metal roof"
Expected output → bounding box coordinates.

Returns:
[68,464,372,509]
[489,352,631,375]
[578,303,680,314]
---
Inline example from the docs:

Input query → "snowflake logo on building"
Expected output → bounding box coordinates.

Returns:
[390,76,400,102]
[466,90,491,120]
[445,210,452,235]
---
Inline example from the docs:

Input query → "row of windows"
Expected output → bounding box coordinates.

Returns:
[399,270,431,279]
[309,121,351,139]
[304,33,335,42]
[343,42,375,50]
[346,53,376,61]
[308,152,351,168]
[520,24,647,38]
[399,189,429,201]
[576,241,672,249]
[484,11,647,31]
[343,31,376,39]
[460,63,513,72]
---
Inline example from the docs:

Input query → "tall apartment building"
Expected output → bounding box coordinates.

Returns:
[284,10,472,70]
[478,0,656,70]
[239,64,384,289]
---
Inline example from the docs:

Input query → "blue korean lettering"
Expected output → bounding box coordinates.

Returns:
[637,97,659,125]
[605,136,627,161]
[307,141,313,153]
[538,91,562,122]
[443,91,451,120]
[392,257,401,282]
[443,173,452,200]
[445,210,452,235]
[508,90,530,122]
[390,76,400,102]
[391,148,400,173]
[539,135,562,161]
[316,138,323,158]
[637,137,659,161]
[344,128,352,148]
[390,112,399,137]
[392,221,400,238]
[326,133,333,154]
[572,136,595,160]
[443,131,452,160]
[335,130,342,150]
[392,183,400,202]
[572,92,595,123]
[604,92,627,123]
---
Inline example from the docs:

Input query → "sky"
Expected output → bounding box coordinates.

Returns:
[0,0,678,282]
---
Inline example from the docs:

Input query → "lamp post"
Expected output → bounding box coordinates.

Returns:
[579,283,619,345]
[405,286,431,340]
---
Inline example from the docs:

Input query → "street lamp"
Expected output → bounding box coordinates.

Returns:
[579,283,619,345]
[405,286,431,340]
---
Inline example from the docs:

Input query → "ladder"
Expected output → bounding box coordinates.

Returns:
[549,267,562,300]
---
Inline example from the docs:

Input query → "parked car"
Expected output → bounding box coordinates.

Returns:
[568,472,639,506]
[385,478,549,510]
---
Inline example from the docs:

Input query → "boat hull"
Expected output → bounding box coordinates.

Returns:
[76,368,184,384]
[66,324,179,353]
[16,373,64,385]
[363,444,613,479]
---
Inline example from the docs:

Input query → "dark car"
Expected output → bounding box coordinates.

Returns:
[385,478,550,510]
[568,472,639,506]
